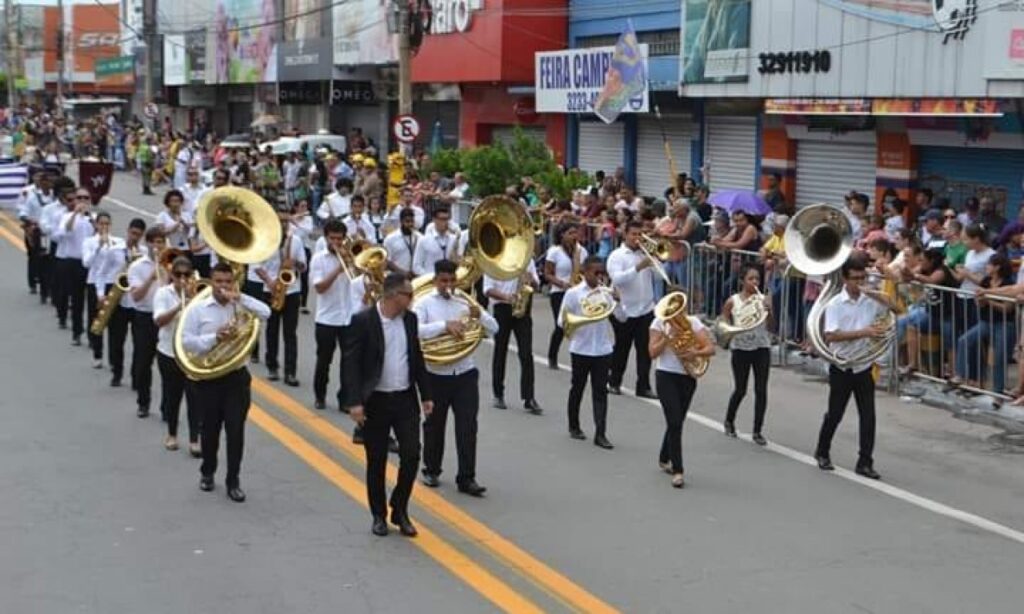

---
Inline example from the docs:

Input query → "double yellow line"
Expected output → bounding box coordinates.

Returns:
[0,210,618,613]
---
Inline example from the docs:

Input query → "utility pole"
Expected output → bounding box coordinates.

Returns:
[3,0,16,109]
[397,3,412,118]
[143,0,156,117]
[56,0,64,109]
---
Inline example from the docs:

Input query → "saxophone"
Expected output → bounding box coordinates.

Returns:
[511,271,534,318]
[269,233,296,312]
[89,246,141,336]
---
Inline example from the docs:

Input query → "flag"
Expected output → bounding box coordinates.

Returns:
[594,21,648,124]
[79,161,114,206]
[0,163,29,210]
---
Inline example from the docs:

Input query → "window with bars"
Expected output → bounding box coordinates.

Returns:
[576,29,680,56]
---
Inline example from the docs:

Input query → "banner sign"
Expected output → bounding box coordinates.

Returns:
[79,161,114,206]
[765,98,870,115]
[279,81,324,105]
[535,44,649,115]
[330,81,377,105]
[766,98,1005,117]
[96,56,135,85]
[278,38,333,81]
[681,0,752,84]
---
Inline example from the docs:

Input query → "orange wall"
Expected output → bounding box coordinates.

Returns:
[759,127,796,206]
[876,132,918,218]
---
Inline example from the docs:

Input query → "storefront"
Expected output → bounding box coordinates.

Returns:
[635,112,696,198]
[704,115,758,192]
[918,144,1024,218]
[577,120,625,177]
[278,38,332,134]
[794,136,877,208]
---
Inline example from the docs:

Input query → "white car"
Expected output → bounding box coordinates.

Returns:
[265,132,348,157]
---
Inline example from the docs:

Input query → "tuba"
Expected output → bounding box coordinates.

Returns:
[412,196,535,366]
[784,203,896,367]
[654,291,709,378]
[173,187,282,381]
[713,289,769,348]
[562,285,617,339]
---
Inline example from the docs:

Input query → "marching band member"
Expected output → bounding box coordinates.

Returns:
[722,264,773,445]
[127,227,167,418]
[383,207,421,279]
[51,184,95,346]
[109,218,147,388]
[310,220,352,410]
[316,177,353,221]
[181,262,272,503]
[38,177,69,308]
[345,195,378,245]
[648,294,716,488]
[384,188,426,233]
[412,207,460,276]
[607,220,657,399]
[17,170,55,300]
[81,211,124,369]
[251,215,307,385]
[484,258,542,413]
[153,256,200,455]
[414,259,498,496]
[290,199,316,314]
[156,189,192,253]
[544,223,587,369]
[814,256,897,480]
[180,166,209,217]
[558,256,614,448]
[343,273,432,537]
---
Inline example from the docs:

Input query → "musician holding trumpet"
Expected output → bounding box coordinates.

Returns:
[127,227,167,419]
[153,256,200,455]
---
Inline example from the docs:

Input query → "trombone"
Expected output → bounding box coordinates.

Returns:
[638,233,676,288]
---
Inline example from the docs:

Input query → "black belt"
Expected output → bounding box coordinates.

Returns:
[372,388,412,397]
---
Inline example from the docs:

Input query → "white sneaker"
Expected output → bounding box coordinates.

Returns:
[91,359,103,369]
[164,435,179,451]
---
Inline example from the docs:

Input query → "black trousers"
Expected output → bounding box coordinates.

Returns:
[423,370,479,484]
[313,323,346,404]
[725,347,770,433]
[816,366,876,467]
[300,248,311,309]
[40,242,56,302]
[24,230,43,292]
[191,253,211,280]
[243,280,264,359]
[491,303,534,400]
[86,284,103,360]
[55,257,87,337]
[157,353,199,441]
[364,389,420,518]
[108,303,133,382]
[131,310,158,409]
[568,353,611,436]
[197,368,251,487]
[264,292,300,375]
[547,291,565,364]
[609,312,654,392]
[656,370,697,474]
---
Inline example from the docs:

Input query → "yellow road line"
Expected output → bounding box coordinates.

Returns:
[0,221,25,251]
[253,379,620,614]
[250,404,544,614]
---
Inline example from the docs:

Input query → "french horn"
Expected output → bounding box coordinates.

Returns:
[562,286,617,339]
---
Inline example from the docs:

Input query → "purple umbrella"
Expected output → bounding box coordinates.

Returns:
[708,190,773,217]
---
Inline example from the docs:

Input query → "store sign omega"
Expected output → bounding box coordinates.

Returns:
[430,0,483,35]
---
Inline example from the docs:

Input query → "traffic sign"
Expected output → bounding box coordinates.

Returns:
[392,115,420,143]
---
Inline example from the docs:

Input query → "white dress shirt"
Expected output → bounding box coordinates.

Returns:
[545,244,588,294]
[607,244,655,319]
[349,275,371,316]
[414,288,499,376]
[310,249,352,326]
[53,210,95,260]
[82,235,127,294]
[386,204,426,231]
[252,238,307,294]
[383,229,421,275]
[17,187,54,224]
[156,210,192,251]
[153,284,184,357]
[557,281,615,356]
[317,192,351,220]
[483,259,539,306]
[180,183,209,217]
[127,255,159,312]
[290,215,315,251]
[822,287,887,374]
[39,202,67,239]
[119,243,143,309]
[376,303,410,392]
[180,293,271,359]
[651,316,706,375]
[412,227,461,276]
[345,214,379,245]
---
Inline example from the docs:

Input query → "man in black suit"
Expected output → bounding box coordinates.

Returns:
[343,272,433,537]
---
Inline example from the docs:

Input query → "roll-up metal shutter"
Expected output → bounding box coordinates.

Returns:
[795,141,877,208]
[705,116,757,191]
[919,146,1024,219]
[492,126,546,148]
[636,115,694,199]
[578,121,625,177]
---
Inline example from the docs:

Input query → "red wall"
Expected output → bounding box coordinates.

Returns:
[460,85,566,163]
[412,0,567,83]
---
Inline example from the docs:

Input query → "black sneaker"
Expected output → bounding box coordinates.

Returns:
[137,405,149,418]
[815,455,834,471]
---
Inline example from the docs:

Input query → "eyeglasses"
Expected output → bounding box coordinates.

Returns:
[172,271,191,278]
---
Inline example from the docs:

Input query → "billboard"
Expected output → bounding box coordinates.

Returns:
[284,0,323,42]
[535,45,650,115]
[680,0,751,84]
[278,38,333,81]
[42,3,123,84]
[332,0,398,65]
[163,35,187,86]
[213,0,278,83]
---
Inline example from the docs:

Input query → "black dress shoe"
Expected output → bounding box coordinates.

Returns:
[371,516,389,536]
[137,405,149,418]
[227,486,246,502]
[723,421,737,438]
[569,428,586,440]
[547,358,558,370]
[593,435,614,450]
[636,388,658,400]
[390,513,418,537]
[524,399,543,414]
[421,473,440,488]
[58,321,67,330]
[250,354,260,364]
[71,337,82,346]
[199,475,214,492]
[352,429,364,445]
[492,397,507,410]
[314,399,326,410]
[856,465,881,480]
[284,375,300,387]
[816,455,834,471]
[110,376,122,388]
[457,480,487,497]
[752,432,767,446]
[267,370,280,381]
[607,385,622,395]
[388,437,400,454]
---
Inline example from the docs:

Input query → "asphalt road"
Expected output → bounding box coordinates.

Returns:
[2,170,1024,613]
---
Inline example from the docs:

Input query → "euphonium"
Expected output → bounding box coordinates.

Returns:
[654,291,709,378]
[562,285,617,339]
[173,186,282,381]
[783,203,896,368]
[713,289,769,348]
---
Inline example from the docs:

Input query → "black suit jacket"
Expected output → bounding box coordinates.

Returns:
[342,305,431,409]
